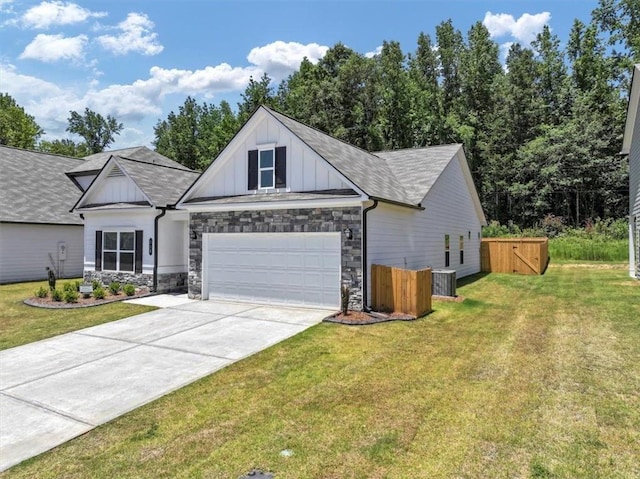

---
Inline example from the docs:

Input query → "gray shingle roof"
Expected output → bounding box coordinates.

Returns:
[0,146,84,225]
[265,107,461,207]
[266,108,412,205]
[67,146,192,174]
[77,156,199,209]
[374,145,462,205]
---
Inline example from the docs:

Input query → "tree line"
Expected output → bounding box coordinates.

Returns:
[1,0,637,228]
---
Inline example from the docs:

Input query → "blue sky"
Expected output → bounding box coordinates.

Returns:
[0,0,597,149]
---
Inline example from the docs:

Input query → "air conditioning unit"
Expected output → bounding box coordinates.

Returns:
[432,270,456,297]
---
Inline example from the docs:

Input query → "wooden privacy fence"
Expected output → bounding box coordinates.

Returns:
[481,238,549,275]
[371,264,432,317]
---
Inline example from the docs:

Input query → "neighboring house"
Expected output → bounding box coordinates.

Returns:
[0,146,84,283]
[176,106,487,309]
[69,149,199,292]
[622,63,640,279]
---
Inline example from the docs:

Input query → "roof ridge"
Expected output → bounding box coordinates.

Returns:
[114,155,199,173]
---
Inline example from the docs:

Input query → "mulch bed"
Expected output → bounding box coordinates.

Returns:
[324,310,416,325]
[24,288,152,309]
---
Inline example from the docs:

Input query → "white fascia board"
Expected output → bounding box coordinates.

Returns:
[622,64,640,155]
[179,197,365,213]
[176,109,270,207]
[76,206,155,213]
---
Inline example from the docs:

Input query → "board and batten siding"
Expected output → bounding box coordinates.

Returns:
[0,223,83,283]
[367,154,482,301]
[87,175,147,205]
[630,96,640,278]
[82,210,155,274]
[191,113,351,199]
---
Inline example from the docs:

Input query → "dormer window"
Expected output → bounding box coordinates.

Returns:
[248,146,287,191]
[259,148,275,189]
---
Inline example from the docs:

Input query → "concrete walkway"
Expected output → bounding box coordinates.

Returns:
[0,296,330,471]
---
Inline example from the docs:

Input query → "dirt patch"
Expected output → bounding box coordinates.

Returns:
[433,294,466,302]
[25,288,151,309]
[324,310,416,325]
[554,263,626,269]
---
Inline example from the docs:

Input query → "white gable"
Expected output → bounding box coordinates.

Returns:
[78,162,148,207]
[184,109,354,202]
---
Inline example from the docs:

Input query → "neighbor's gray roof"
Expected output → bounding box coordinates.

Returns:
[77,156,199,209]
[374,145,462,205]
[265,107,460,207]
[67,146,192,174]
[0,145,84,225]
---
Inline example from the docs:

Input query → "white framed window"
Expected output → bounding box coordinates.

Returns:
[258,148,275,189]
[103,231,135,272]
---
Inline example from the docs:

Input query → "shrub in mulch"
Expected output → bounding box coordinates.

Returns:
[324,310,416,325]
[25,287,151,309]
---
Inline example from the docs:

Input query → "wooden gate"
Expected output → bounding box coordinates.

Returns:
[481,238,549,275]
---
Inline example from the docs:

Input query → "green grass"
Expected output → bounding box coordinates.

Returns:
[549,237,628,262]
[0,279,156,350]
[2,266,639,478]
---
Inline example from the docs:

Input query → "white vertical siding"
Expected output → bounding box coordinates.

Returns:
[157,211,188,274]
[630,99,640,277]
[88,175,146,205]
[191,113,350,199]
[367,155,483,300]
[0,223,84,283]
[83,210,156,274]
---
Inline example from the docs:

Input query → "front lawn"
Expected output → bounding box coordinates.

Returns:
[0,279,156,350]
[3,265,639,478]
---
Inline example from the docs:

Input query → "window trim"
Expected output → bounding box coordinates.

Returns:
[258,147,275,189]
[102,230,135,272]
[445,234,450,268]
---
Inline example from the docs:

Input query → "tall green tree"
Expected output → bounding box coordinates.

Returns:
[66,108,123,154]
[237,73,276,123]
[435,19,465,141]
[38,139,90,157]
[0,93,44,149]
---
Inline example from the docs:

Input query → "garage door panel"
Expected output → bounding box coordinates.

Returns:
[206,232,340,308]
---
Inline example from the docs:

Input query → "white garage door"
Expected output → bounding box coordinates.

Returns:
[204,232,341,308]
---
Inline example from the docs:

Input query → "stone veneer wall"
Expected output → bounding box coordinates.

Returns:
[189,207,363,310]
[84,270,153,288]
[83,271,187,293]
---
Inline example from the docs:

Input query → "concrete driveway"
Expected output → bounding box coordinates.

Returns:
[0,296,330,472]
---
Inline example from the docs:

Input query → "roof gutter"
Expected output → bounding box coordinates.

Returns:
[361,199,379,312]
[153,207,167,292]
[370,196,424,210]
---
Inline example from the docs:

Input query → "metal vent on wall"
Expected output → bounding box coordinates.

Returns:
[107,166,124,178]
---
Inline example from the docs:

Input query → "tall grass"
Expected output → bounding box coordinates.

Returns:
[549,237,628,261]
[484,217,629,262]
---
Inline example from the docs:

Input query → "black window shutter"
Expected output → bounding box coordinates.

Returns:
[275,146,286,188]
[95,230,102,271]
[135,230,143,274]
[248,150,258,190]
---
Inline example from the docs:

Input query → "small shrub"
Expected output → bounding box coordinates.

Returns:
[109,282,121,295]
[47,268,56,291]
[92,280,102,290]
[62,282,76,293]
[74,280,81,292]
[64,289,79,303]
[341,285,350,315]
[51,289,63,301]
[93,287,106,300]
[35,286,48,298]
[123,284,136,296]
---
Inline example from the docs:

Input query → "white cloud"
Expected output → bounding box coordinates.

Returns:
[365,46,383,58]
[483,11,551,44]
[97,12,163,56]
[21,1,106,29]
[247,41,328,79]
[19,33,87,62]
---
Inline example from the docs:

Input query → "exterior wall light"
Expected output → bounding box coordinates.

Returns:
[191,230,198,240]
[344,227,352,240]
